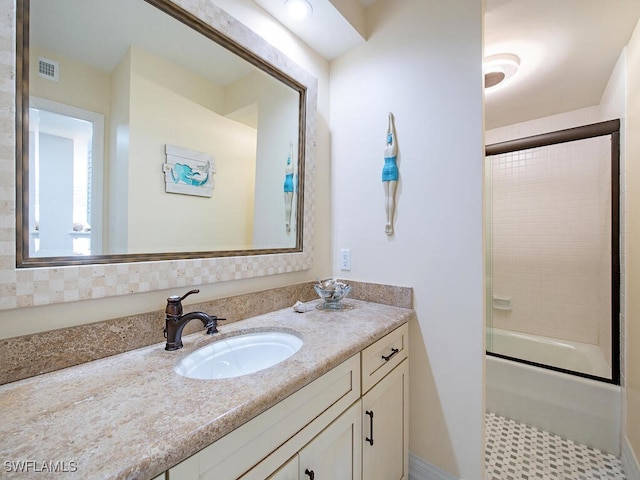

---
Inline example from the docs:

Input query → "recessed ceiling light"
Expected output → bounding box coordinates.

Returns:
[483,53,520,92]
[285,0,313,20]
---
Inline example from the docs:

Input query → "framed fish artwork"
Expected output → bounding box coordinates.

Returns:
[163,144,215,197]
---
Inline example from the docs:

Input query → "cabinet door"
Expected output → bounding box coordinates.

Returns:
[267,455,299,480]
[362,359,408,480]
[298,401,362,480]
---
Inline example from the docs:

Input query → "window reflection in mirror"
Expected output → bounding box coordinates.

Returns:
[18,0,305,267]
[29,98,104,257]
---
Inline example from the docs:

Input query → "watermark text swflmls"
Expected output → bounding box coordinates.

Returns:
[4,460,78,473]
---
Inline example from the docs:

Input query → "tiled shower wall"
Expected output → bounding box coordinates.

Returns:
[488,136,612,359]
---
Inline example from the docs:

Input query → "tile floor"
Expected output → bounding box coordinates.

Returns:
[485,412,627,479]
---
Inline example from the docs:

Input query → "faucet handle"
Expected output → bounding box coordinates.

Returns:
[166,289,200,316]
[206,316,226,335]
[177,289,200,302]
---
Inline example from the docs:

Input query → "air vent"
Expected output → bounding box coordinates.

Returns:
[38,57,59,82]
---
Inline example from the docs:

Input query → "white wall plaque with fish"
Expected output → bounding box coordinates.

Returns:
[163,144,216,197]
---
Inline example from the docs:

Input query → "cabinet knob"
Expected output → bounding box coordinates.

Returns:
[304,468,315,479]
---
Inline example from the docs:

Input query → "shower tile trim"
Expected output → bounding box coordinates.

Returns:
[0,280,413,385]
[0,0,318,310]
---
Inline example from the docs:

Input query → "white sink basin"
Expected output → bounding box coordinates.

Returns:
[174,331,303,380]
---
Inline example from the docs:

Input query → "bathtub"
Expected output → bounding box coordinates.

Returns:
[488,327,611,378]
[486,328,621,455]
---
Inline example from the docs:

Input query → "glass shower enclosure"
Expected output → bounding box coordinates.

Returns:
[485,120,620,384]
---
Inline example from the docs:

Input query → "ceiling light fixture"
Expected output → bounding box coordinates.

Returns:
[483,53,520,92]
[285,0,313,20]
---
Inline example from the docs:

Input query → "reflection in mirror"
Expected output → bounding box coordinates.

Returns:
[18,0,305,266]
[28,97,105,257]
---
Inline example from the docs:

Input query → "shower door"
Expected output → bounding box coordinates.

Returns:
[485,120,620,384]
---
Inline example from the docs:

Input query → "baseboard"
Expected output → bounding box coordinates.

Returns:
[623,437,640,480]
[409,453,459,480]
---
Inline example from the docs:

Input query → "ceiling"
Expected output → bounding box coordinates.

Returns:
[31,0,255,87]
[251,0,369,59]
[484,0,640,129]
[33,0,640,130]
[257,0,640,130]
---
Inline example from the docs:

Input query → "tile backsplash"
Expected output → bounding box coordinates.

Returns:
[0,280,412,385]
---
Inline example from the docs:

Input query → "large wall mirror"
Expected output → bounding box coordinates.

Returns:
[16,0,307,267]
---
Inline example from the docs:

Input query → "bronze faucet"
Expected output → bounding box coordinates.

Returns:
[164,289,223,351]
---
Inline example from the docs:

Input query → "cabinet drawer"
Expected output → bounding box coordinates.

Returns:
[361,324,408,394]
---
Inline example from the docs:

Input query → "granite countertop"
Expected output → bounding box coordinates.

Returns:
[0,299,413,479]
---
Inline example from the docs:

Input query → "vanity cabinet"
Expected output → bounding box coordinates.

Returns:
[255,401,361,480]
[266,456,297,480]
[361,323,409,480]
[166,323,408,480]
[168,354,361,480]
[298,401,361,479]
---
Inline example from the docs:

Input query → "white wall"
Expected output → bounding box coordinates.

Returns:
[252,81,299,249]
[330,0,484,477]
[624,15,640,472]
[29,46,111,123]
[225,71,300,249]
[108,49,132,254]
[127,47,257,252]
[486,106,601,145]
